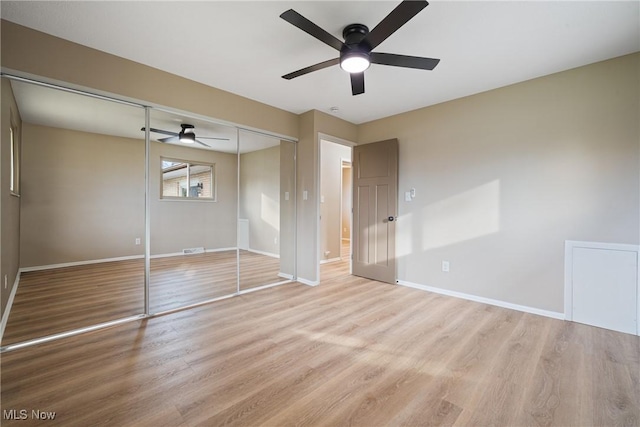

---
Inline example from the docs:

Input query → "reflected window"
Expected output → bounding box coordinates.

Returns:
[9,124,19,195]
[161,158,215,200]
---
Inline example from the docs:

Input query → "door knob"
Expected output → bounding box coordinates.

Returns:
[388,216,396,222]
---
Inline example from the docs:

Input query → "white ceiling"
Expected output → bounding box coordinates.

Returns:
[1,1,639,125]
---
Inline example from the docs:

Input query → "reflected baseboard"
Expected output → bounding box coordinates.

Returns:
[320,257,341,265]
[0,272,21,344]
[19,248,240,272]
[246,248,280,259]
[153,247,237,259]
[20,254,145,272]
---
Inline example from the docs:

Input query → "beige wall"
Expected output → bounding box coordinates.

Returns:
[320,140,351,261]
[358,53,640,313]
[19,124,146,267]
[240,145,280,256]
[296,111,316,282]
[1,78,22,319]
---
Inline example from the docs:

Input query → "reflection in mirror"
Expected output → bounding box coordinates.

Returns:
[238,130,296,291]
[148,109,238,313]
[1,77,146,345]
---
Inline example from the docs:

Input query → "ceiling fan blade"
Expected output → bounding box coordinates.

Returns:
[141,127,178,137]
[350,72,365,96]
[371,52,440,70]
[282,58,340,80]
[363,0,429,50]
[159,136,179,143]
[197,136,231,141]
[195,139,211,148]
[280,9,345,51]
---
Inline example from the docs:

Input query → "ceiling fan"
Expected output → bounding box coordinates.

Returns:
[140,124,229,148]
[280,0,440,96]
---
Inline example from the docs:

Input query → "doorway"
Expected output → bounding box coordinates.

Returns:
[320,138,353,280]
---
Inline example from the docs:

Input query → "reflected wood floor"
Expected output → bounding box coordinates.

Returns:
[1,256,638,426]
[2,251,281,345]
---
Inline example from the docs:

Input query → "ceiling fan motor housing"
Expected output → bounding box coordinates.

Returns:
[342,24,371,55]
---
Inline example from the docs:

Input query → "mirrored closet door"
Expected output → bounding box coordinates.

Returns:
[2,76,298,349]
[2,77,146,345]
[148,109,239,313]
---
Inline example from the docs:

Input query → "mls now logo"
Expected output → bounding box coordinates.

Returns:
[4,409,56,420]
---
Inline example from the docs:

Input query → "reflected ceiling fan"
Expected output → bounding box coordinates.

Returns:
[140,124,229,148]
[280,0,440,96]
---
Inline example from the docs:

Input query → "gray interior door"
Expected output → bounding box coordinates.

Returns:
[352,139,398,284]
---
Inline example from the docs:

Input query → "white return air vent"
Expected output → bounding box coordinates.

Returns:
[183,247,205,255]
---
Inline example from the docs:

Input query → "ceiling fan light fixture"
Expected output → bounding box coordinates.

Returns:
[179,132,196,144]
[340,51,370,73]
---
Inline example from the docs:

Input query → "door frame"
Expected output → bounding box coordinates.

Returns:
[340,159,352,273]
[317,133,356,281]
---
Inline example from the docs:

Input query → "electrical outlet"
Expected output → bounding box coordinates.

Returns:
[274,237,278,245]
[135,238,141,245]
[303,190,308,201]
[343,227,347,232]
[4,274,7,289]
[442,261,450,272]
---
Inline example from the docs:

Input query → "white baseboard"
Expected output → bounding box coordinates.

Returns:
[297,277,319,287]
[397,280,564,320]
[278,272,294,280]
[247,248,280,259]
[320,257,341,265]
[0,272,21,343]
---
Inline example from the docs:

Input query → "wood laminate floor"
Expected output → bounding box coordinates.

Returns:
[1,255,638,426]
[2,250,282,345]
